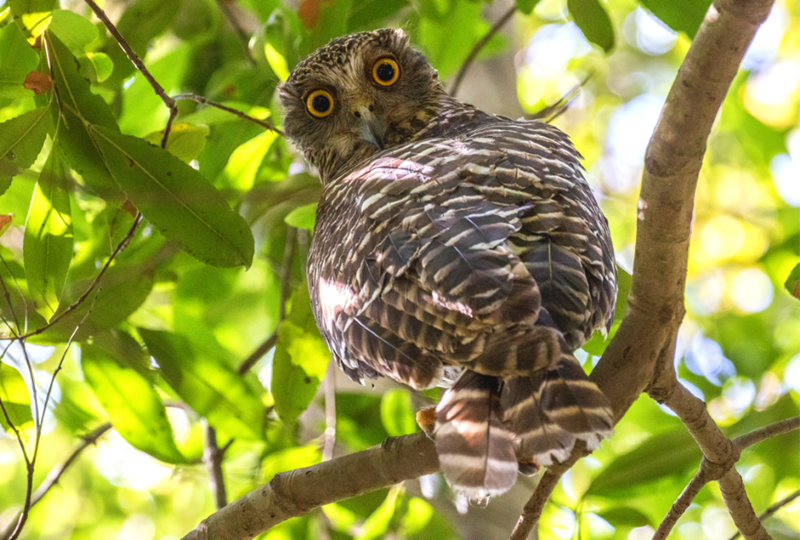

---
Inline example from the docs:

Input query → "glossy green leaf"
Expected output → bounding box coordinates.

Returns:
[79,52,114,83]
[638,0,712,37]
[356,485,403,540]
[0,23,39,99]
[284,203,317,231]
[785,262,800,300]
[23,145,73,320]
[380,389,417,437]
[36,264,154,343]
[91,125,254,268]
[0,105,51,179]
[48,9,98,52]
[8,0,57,16]
[143,123,210,164]
[139,328,266,440]
[272,284,331,423]
[586,430,702,496]
[46,32,124,203]
[0,363,34,442]
[568,0,615,53]
[597,507,652,528]
[515,0,542,15]
[82,341,186,464]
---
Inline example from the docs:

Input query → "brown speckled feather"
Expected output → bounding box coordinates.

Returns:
[281,29,616,498]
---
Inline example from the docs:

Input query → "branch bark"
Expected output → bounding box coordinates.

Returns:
[180,432,438,540]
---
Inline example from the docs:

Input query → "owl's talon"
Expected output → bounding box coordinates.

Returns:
[517,457,540,476]
[416,407,437,437]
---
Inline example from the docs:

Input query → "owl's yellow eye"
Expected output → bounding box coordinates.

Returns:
[306,89,335,118]
[372,57,400,86]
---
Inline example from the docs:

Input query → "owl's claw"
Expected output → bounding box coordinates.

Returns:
[416,407,437,438]
[517,457,541,476]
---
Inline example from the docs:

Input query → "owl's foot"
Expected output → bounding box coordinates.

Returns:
[416,407,437,437]
[518,457,540,476]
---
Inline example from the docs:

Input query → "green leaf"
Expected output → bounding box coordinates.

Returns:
[23,145,74,321]
[0,23,39,99]
[586,430,702,496]
[380,389,417,437]
[284,203,317,231]
[638,0,712,38]
[272,284,331,423]
[35,264,154,343]
[785,262,800,300]
[0,363,34,443]
[82,341,186,464]
[139,328,267,440]
[0,105,51,179]
[90,125,254,268]
[48,9,98,52]
[356,485,403,540]
[46,32,124,202]
[597,507,653,528]
[515,0,542,15]
[567,0,615,53]
[79,52,114,83]
[143,123,210,164]
[9,0,57,17]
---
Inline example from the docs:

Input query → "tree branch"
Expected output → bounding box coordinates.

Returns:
[734,417,800,450]
[180,432,439,540]
[512,0,774,536]
[728,490,800,540]
[449,5,516,97]
[82,0,177,147]
[203,422,228,510]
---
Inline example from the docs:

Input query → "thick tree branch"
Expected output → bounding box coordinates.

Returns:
[512,0,774,537]
[729,490,800,540]
[180,432,438,540]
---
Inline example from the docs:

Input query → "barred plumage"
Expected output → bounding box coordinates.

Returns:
[280,28,616,498]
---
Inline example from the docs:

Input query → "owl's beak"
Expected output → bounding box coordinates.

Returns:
[356,106,386,151]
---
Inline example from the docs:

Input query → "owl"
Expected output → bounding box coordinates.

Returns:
[279,28,616,498]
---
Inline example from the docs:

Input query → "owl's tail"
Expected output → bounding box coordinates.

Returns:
[434,370,518,498]
[501,354,614,467]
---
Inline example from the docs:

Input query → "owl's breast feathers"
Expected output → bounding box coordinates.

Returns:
[309,117,616,496]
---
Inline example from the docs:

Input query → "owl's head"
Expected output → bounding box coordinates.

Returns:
[279,28,444,182]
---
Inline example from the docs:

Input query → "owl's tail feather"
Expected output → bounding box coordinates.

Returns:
[434,370,518,498]
[501,354,614,466]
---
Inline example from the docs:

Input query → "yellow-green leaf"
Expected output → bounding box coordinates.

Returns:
[0,363,34,445]
[82,341,186,464]
[23,145,73,320]
[143,122,210,164]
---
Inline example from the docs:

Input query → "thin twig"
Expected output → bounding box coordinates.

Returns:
[728,490,800,540]
[510,467,569,540]
[0,423,112,540]
[278,227,297,321]
[238,333,278,375]
[237,227,296,374]
[734,416,800,451]
[653,469,709,540]
[2,214,142,342]
[82,0,176,148]
[322,359,336,461]
[449,5,516,97]
[173,93,283,135]
[215,0,256,65]
[204,422,228,510]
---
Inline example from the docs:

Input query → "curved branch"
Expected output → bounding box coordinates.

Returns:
[180,432,439,540]
[729,490,800,540]
[449,6,516,97]
[734,416,800,450]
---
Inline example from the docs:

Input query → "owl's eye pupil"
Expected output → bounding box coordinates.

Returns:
[376,63,395,82]
[312,94,331,113]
